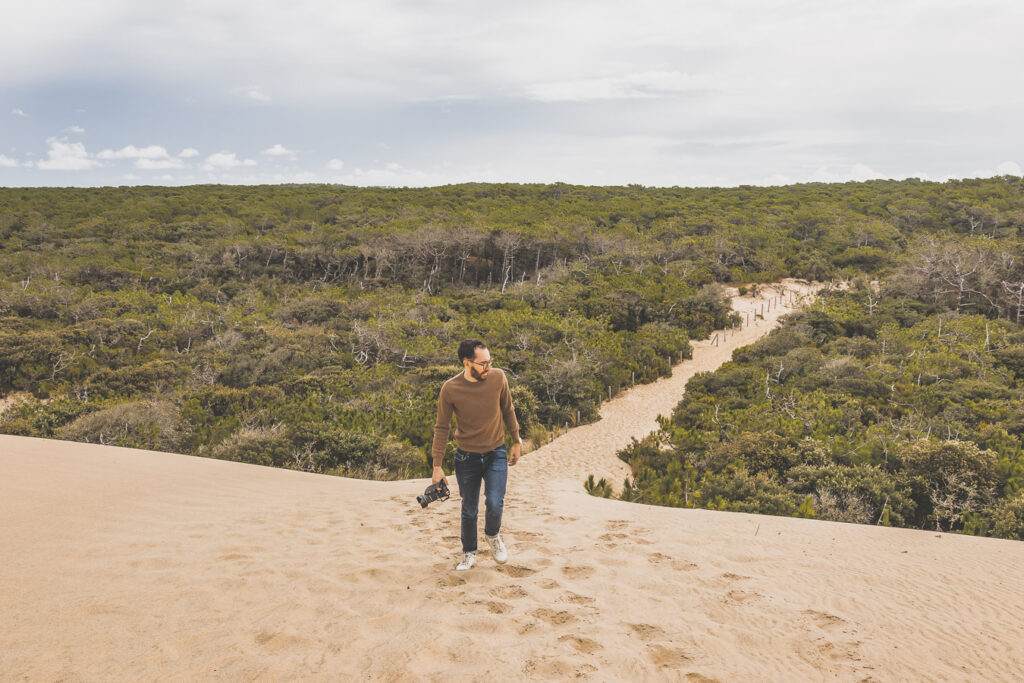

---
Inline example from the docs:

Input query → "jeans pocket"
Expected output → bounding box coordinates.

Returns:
[454,450,469,463]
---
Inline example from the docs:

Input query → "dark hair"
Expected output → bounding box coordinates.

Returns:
[458,339,487,363]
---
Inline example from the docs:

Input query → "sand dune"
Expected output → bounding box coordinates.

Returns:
[3,281,1024,681]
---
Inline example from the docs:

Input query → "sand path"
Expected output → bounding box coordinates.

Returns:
[4,280,1024,681]
[522,279,820,493]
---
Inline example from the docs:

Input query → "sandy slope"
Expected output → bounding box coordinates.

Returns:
[3,281,1024,682]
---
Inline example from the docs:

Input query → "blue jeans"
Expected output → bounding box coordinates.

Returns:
[453,444,508,553]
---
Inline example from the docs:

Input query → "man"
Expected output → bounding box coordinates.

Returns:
[432,339,522,571]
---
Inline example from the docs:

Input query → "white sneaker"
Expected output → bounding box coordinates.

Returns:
[456,551,476,571]
[485,534,508,564]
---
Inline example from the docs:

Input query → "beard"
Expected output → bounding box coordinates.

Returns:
[470,365,489,381]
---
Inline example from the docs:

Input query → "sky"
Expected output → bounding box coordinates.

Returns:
[2,0,1023,188]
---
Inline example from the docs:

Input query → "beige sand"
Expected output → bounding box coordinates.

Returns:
[3,281,1024,681]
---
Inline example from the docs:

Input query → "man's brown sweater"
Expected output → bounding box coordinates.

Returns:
[431,367,521,466]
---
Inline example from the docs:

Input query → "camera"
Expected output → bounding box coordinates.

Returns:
[417,480,451,508]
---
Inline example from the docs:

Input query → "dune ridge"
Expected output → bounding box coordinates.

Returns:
[3,280,1024,681]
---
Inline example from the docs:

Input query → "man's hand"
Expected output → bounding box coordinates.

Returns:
[509,442,521,466]
[432,466,448,485]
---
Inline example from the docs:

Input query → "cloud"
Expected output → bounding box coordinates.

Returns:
[525,71,712,102]
[178,147,200,158]
[0,154,19,168]
[93,144,195,169]
[261,143,294,157]
[11,108,28,117]
[202,151,257,171]
[37,137,102,170]
[64,125,85,133]
[995,160,1022,176]
[233,85,270,102]
[136,157,184,170]
[967,160,1023,179]
[96,144,171,160]
[810,164,883,183]
[326,159,344,170]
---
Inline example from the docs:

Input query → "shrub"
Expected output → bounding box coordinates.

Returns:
[989,492,1024,540]
[526,424,550,450]
[56,400,185,451]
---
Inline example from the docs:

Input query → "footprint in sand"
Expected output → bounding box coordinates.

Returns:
[558,634,602,654]
[517,620,537,636]
[647,552,672,565]
[561,565,595,579]
[647,644,692,669]
[512,531,545,540]
[497,565,537,578]
[490,585,528,600]
[437,574,467,588]
[522,657,576,677]
[529,608,576,626]
[254,630,304,653]
[672,560,699,571]
[626,623,666,642]
[723,589,761,604]
[802,609,846,629]
[560,591,595,605]
[797,610,866,672]
[472,599,512,614]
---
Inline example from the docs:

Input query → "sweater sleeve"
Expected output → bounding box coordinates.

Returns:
[499,373,521,443]
[431,384,454,467]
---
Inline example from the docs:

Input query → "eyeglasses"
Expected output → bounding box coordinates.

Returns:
[468,360,493,368]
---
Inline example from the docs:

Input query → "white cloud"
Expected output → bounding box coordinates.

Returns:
[810,164,884,183]
[262,143,294,157]
[995,161,1022,176]
[967,161,1023,179]
[93,144,192,169]
[326,159,344,170]
[96,144,171,160]
[233,85,270,102]
[11,108,28,117]
[0,154,19,167]
[37,137,102,171]
[525,71,711,102]
[136,157,185,170]
[178,147,200,158]
[64,125,85,133]
[202,151,257,171]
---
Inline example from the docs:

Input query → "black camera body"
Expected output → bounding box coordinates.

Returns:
[417,480,451,508]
